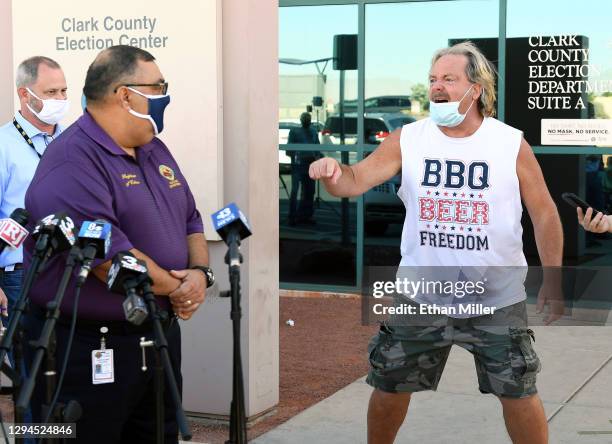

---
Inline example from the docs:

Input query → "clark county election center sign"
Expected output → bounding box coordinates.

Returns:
[11,0,223,239]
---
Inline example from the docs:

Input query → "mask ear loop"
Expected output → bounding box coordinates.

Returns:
[26,87,43,101]
[25,88,43,116]
[461,97,476,117]
[459,85,477,116]
[125,87,160,135]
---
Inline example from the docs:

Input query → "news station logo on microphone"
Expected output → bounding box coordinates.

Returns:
[75,220,113,286]
[107,252,150,325]
[107,252,148,292]
[33,212,77,247]
[211,203,252,243]
[0,208,29,251]
[78,221,112,258]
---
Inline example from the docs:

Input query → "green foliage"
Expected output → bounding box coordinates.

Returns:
[411,83,429,111]
[594,101,608,119]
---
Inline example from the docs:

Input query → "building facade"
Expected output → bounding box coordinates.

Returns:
[279,0,612,292]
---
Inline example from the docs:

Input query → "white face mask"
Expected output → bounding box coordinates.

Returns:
[26,88,70,125]
[429,85,475,128]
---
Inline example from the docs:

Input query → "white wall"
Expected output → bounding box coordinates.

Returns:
[10,0,224,239]
[0,0,13,123]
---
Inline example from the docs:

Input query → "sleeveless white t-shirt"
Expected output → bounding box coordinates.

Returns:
[395,117,527,313]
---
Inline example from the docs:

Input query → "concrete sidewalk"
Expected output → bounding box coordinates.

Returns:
[253,326,612,444]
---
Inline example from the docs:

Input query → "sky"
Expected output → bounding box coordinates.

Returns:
[279,0,612,101]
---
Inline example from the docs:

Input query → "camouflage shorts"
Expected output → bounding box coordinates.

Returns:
[366,303,541,398]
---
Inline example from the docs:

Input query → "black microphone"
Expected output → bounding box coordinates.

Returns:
[75,220,112,286]
[0,208,29,254]
[0,212,74,365]
[108,254,191,440]
[31,212,77,260]
[107,251,149,325]
[211,204,251,442]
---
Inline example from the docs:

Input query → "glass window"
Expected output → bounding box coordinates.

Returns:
[279,5,358,146]
[365,0,499,125]
[507,0,612,146]
[280,150,357,286]
[279,5,359,287]
[507,0,612,266]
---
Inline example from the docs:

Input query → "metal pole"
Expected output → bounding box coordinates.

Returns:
[339,70,350,245]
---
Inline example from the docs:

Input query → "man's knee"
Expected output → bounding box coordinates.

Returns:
[370,389,412,408]
[497,393,542,409]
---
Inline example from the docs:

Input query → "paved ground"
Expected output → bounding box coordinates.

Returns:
[0,296,375,444]
[2,297,610,443]
[253,325,612,444]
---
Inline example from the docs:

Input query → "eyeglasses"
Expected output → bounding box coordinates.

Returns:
[114,82,169,95]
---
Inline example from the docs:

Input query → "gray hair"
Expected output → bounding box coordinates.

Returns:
[431,41,498,117]
[15,56,61,88]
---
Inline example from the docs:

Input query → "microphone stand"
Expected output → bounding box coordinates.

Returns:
[134,276,192,443]
[223,230,247,444]
[0,236,52,444]
[17,245,83,442]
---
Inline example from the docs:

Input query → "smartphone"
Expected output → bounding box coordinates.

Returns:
[561,192,602,215]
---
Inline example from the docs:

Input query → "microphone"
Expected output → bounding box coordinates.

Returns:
[211,203,252,245]
[75,220,112,286]
[0,212,76,395]
[31,212,77,260]
[107,251,149,325]
[108,254,192,440]
[211,204,251,441]
[0,208,29,254]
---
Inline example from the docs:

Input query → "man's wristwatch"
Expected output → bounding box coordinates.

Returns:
[191,265,215,288]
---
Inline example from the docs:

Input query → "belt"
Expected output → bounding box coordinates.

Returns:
[31,304,177,336]
[1,263,23,271]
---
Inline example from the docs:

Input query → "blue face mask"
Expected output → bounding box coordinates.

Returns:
[127,87,171,135]
[429,85,475,128]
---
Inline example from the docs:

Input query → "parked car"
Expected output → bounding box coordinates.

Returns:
[334,95,412,114]
[321,112,416,145]
[364,173,405,236]
[359,113,416,235]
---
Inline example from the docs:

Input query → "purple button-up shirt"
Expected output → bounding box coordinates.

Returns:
[24,112,204,320]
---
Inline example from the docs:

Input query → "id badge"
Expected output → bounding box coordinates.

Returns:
[91,349,114,384]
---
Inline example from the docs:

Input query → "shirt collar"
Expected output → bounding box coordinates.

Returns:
[77,111,155,158]
[14,111,62,139]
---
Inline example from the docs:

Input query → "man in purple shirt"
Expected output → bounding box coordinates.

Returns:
[23,45,213,444]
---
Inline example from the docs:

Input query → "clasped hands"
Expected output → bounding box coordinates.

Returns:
[168,269,206,320]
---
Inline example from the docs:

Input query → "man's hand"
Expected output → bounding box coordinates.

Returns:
[168,269,206,320]
[536,279,565,325]
[309,158,342,184]
[0,288,7,318]
[577,207,611,233]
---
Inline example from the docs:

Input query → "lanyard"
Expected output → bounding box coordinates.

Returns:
[12,118,42,159]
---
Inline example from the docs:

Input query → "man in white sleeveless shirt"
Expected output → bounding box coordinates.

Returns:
[310,42,563,444]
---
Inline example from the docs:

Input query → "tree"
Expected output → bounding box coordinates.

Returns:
[411,83,429,111]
